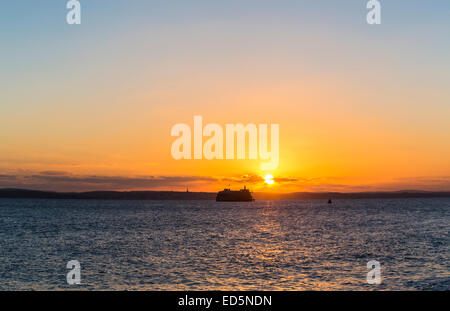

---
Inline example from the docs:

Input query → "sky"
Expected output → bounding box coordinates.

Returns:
[1,0,449,192]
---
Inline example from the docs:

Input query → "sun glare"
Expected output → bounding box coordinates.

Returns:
[264,174,274,185]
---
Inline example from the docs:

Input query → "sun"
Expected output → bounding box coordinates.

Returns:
[264,174,274,185]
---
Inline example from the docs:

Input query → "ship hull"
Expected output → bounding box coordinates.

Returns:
[216,189,254,202]
[216,197,254,202]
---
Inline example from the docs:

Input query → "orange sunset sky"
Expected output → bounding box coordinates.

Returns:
[1,1,449,192]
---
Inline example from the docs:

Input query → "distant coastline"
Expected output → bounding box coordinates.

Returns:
[1,188,449,201]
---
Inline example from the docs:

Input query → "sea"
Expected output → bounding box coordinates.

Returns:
[0,198,448,290]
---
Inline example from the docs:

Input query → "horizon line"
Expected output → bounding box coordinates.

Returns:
[1,188,450,195]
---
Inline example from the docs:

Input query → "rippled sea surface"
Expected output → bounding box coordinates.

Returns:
[0,198,449,290]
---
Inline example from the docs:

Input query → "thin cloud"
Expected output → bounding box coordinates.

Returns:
[38,171,69,176]
[0,172,448,192]
[0,173,216,192]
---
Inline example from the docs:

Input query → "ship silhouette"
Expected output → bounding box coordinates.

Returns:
[216,186,254,202]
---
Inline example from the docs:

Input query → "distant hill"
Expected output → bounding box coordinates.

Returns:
[0,188,215,200]
[0,188,449,201]
[254,191,450,200]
